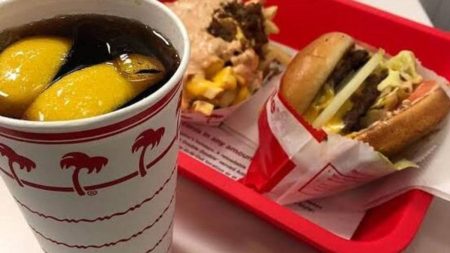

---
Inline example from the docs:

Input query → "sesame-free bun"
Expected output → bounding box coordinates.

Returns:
[280,32,354,114]
[280,32,450,157]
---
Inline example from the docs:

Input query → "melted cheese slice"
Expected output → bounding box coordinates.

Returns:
[322,100,353,134]
[313,51,384,128]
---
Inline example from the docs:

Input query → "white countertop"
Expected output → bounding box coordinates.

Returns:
[1,1,448,253]
[357,0,432,25]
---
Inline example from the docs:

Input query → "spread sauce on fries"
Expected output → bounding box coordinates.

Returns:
[168,0,285,116]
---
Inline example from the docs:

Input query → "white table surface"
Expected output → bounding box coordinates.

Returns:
[1,1,448,253]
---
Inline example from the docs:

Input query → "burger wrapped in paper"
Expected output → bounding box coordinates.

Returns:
[168,0,290,125]
[242,32,450,204]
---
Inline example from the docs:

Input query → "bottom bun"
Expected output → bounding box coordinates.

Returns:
[354,88,450,157]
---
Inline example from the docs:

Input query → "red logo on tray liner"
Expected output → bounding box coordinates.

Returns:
[0,143,36,187]
[14,166,176,223]
[0,133,177,194]
[60,153,108,196]
[31,194,175,249]
[0,80,181,144]
[132,128,165,177]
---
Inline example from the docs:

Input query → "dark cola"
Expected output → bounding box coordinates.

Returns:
[0,14,180,120]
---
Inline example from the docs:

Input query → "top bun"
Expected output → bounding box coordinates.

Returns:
[280,32,354,114]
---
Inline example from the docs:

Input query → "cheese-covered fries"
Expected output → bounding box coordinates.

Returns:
[168,0,290,116]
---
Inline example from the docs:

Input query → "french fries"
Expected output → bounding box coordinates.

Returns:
[192,100,215,116]
[185,66,250,115]
[182,3,282,116]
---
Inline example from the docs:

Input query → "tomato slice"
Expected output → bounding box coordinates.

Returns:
[408,80,437,102]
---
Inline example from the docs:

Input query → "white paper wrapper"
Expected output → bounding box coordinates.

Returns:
[243,60,450,205]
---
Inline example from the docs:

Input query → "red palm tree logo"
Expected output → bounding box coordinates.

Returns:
[0,143,36,187]
[60,152,108,196]
[132,128,165,177]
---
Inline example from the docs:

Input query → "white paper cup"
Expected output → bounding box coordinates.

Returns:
[0,1,189,252]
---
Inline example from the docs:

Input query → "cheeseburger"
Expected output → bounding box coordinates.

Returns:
[281,32,450,157]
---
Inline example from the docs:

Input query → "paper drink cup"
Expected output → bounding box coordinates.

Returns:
[0,0,189,252]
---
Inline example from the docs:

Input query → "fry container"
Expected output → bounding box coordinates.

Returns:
[181,101,247,126]
[181,73,283,127]
[242,61,450,205]
[0,0,189,252]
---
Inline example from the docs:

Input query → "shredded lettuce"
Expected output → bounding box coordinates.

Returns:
[305,50,424,130]
[377,70,403,92]
[394,159,420,170]
[378,152,419,171]
[385,50,422,84]
[373,51,423,110]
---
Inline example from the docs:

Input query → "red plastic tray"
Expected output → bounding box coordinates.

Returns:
[177,0,450,252]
